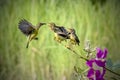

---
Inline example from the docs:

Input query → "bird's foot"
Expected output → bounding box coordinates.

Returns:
[34,37,38,40]
[65,45,71,49]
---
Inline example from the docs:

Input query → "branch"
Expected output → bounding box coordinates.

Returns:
[104,67,120,77]
[66,47,88,61]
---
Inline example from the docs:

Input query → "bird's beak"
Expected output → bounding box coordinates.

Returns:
[40,23,46,25]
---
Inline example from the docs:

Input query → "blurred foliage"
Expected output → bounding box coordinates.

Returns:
[0,0,120,80]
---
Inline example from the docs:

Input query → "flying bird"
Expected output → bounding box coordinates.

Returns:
[67,28,80,46]
[18,19,46,48]
[48,23,69,43]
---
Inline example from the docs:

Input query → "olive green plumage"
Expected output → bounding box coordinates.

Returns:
[18,19,46,48]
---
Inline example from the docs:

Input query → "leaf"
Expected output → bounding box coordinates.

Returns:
[112,61,120,70]
[106,58,113,69]
[110,77,119,80]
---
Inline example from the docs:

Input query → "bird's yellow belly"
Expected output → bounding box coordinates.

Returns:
[70,35,77,45]
[30,31,38,40]
[54,33,65,42]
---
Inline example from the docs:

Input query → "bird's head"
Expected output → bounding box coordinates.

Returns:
[67,28,75,34]
[40,23,46,26]
[48,23,56,31]
[37,22,46,29]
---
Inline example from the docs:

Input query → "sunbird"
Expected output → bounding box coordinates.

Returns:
[67,28,80,46]
[18,19,46,48]
[48,23,69,43]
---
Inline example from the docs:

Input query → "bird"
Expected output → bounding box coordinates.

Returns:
[18,19,46,48]
[67,28,80,46]
[48,23,69,43]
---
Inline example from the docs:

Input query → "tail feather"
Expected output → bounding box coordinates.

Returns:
[26,41,29,48]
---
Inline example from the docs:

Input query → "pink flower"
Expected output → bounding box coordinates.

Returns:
[86,48,108,80]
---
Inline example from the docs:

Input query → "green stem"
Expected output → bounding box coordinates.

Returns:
[66,46,120,77]
[104,67,120,77]
[67,47,88,61]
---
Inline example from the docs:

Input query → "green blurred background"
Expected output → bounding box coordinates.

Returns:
[0,0,120,80]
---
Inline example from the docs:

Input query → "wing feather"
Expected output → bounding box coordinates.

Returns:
[18,19,35,36]
[57,32,69,39]
[75,34,80,45]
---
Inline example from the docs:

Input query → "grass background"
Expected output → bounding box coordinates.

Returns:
[0,0,120,80]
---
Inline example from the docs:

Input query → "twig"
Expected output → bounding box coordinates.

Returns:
[66,47,88,61]
[65,46,120,77]
[104,67,120,77]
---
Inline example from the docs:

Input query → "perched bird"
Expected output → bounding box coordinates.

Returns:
[67,28,80,46]
[48,23,69,43]
[18,19,46,48]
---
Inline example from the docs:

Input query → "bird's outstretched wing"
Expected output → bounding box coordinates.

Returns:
[18,19,35,36]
